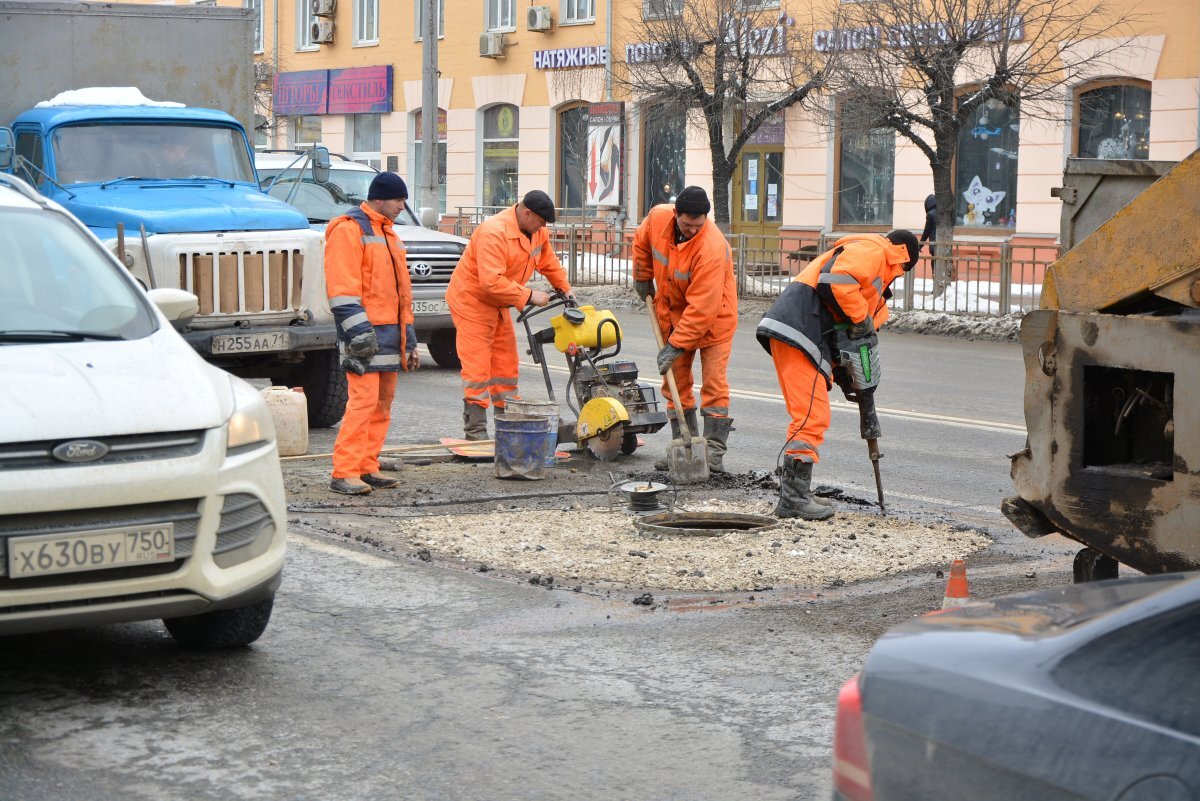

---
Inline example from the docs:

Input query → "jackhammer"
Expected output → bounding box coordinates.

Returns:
[833,325,886,513]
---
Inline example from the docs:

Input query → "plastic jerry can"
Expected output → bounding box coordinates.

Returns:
[550,305,621,352]
[260,386,309,456]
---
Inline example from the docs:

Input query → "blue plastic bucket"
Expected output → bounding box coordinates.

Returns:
[507,400,560,467]
[494,414,554,480]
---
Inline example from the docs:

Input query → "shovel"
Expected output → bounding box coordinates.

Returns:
[647,309,709,484]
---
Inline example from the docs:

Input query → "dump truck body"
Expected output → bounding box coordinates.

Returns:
[1004,150,1200,575]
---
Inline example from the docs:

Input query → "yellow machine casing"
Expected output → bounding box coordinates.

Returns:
[550,306,621,353]
[576,397,629,442]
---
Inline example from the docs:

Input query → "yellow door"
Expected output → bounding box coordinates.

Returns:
[732,147,784,249]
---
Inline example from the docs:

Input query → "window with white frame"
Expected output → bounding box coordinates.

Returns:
[416,0,445,38]
[487,0,515,30]
[297,0,317,49]
[354,0,379,44]
[245,0,264,53]
[291,116,323,147]
[481,105,519,208]
[643,0,681,19]
[349,114,382,169]
[562,0,594,23]
[411,109,447,213]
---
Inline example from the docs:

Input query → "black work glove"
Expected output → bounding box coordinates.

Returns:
[657,343,684,375]
[634,279,656,301]
[347,327,379,359]
[341,354,369,376]
[847,317,875,339]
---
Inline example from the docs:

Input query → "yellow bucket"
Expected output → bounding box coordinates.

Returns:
[549,305,620,352]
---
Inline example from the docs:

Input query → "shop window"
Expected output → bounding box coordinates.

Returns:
[563,0,594,22]
[955,95,1018,229]
[642,106,685,216]
[487,0,514,30]
[291,115,323,147]
[416,0,444,38]
[836,119,894,227]
[296,0,317,49]
[481,105,519,208]
[412,109,447,214]
[558,103,588,211]
[1075,80,1151,160]
[354,0,379,44]
[349,114,381,169]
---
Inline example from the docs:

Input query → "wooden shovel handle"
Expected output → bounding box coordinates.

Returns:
[646,308,693,440]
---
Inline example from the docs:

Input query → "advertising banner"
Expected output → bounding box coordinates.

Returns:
[585,102,624,207]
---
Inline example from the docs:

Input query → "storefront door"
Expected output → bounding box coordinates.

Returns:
[732,148,784,242]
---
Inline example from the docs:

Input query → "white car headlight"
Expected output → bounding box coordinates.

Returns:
[226,378,276,451]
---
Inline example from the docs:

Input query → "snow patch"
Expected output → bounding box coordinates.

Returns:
[36,87,185,109]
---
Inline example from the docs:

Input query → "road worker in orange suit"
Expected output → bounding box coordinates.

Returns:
[325,171,419,496]
[447,190,574,440]
[756,230,920,519]
[632,186,738,472]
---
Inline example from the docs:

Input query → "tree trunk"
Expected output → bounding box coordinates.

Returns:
[930,161,956,299]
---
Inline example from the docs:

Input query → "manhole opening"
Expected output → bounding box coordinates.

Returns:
[634,511,779,537]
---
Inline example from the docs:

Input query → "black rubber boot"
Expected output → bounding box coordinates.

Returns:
[774,458,834,520]
[463,401,488,441]
[702,416,733,473]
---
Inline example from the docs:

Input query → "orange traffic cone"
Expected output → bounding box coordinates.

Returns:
[942,559,970,608]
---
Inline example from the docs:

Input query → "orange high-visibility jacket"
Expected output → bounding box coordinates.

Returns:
[798,233,909,329]
[325,203,414,370]
[448,205,570,311]
[632,204,737,350]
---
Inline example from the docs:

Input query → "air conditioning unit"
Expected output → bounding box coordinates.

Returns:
[311,18,334,44]
[527,5,552,31]
[479,31,507,58]
[311,0,335,16]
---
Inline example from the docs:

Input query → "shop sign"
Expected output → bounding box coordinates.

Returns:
[273,69,329,115]
[586,102,623,207]
[328,66,393,114]
[626,16,792,64]
[814,16,1024,52]
[534,46,610,69]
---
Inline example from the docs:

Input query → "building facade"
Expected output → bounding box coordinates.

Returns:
[184,0,1196,251]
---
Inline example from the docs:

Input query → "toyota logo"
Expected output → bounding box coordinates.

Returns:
[412,262,433,277]
[52,439,110,463]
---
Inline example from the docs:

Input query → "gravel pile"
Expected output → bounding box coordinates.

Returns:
[386,498,989,593]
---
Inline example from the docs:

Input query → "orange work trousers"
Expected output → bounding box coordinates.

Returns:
[662,337,733,419]
[770,339,831,463]
[332,371,397,478]
[451,303,520,410]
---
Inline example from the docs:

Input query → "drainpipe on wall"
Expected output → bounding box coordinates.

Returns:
[273,0,279,147]
[605,0,612,102]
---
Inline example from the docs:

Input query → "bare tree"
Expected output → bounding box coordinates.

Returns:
[826,0,1142,295]
[254,56,286,147]
[611,0,834,225]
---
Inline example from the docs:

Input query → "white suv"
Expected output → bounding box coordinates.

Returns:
[0,172,287,649]
[256,151,466,368]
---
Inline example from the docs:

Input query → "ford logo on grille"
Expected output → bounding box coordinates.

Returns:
[412,262,433,277]
[52,439,110,463]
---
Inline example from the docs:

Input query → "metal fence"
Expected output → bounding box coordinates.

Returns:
[450,208,1058,317]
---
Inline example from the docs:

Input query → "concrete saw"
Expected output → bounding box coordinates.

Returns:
[577,397,629,461]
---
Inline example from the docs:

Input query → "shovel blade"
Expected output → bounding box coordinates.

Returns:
[668,436,710,484]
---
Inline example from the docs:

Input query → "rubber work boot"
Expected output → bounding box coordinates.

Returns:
[702,416,733,473]
[653,417,681,471]
[360,472,400,489]
[330,477,371,496]
[774,458,834,520]
[463,400,488,441]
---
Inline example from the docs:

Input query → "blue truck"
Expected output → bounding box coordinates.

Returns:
[0,2,344,426]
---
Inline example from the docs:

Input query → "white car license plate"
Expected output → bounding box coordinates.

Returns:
[8,524,175,579]
[211,331,291,354]
[412,299,449,315]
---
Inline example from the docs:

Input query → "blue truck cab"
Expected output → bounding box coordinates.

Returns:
[4,98,345,426]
